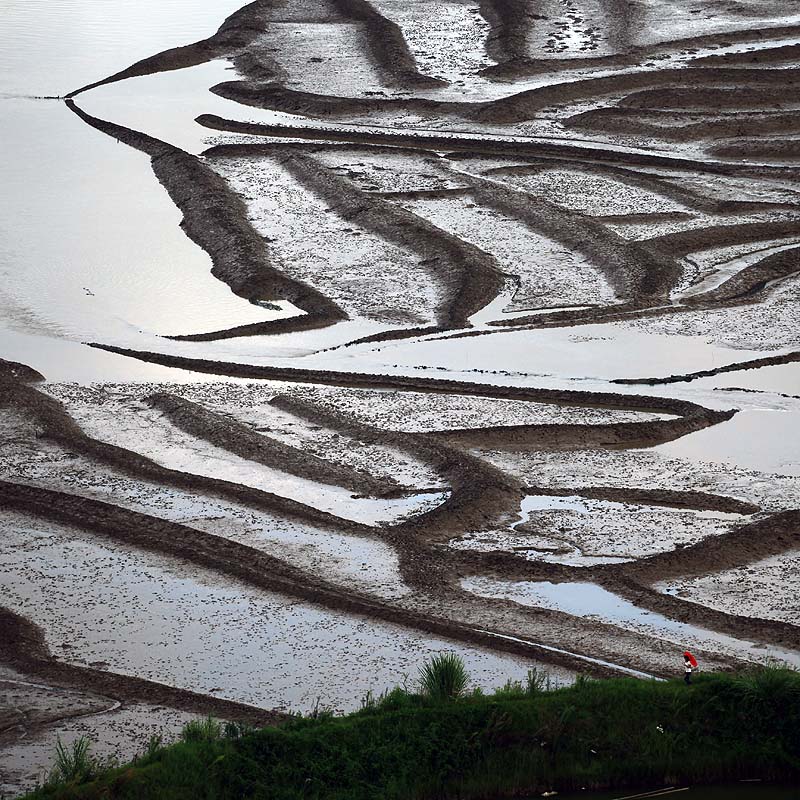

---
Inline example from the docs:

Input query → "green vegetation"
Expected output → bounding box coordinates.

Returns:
[25,660,800,800]
[45,736,115,788]
[418,651,470,700]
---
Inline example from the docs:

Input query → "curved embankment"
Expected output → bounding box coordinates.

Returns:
[272,150,507,329]
[474,67,800,123]
[0,380,374,537]
[614,350,800,386]
[329,0,445,88]
[712,138,800,162]
[0,608,282,726]
[643,219,800,259]
[460,172,681,300]
[64,101,348,341]
[210,80,475,118]
[477,0,535,65]
[196,114,792,176]
[480,243,800,331]
[487,23,800,78]
[566,108,800,144]
[429,411,735,451]
[67,0,438,98]
[147,393,405,498]
[80,347,729,417]
[522,485,759,515]
[269,394,523,552]
[0,480,626,678]
[589,510,800,652]
[696,41,800,67]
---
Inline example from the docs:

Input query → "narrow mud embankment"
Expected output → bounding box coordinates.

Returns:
[65,101,348,341]
[269,394,523,554]
[461,172,681,300]
[148,392,402,498]
[80,347,724,417]
[475,67,800,123]
[274,150,507,329]
[614,350,800,386]
[430,410,736,451]
[210,80,475,118]
[0,380,374,536]
[644,219,800,259]
[0,480,627,678]
[522,485,759,515]
[616,510,800,585]
[196,114,787,176]
[566,108,800,144]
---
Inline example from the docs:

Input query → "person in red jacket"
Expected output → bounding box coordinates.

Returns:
[683,650,698,684]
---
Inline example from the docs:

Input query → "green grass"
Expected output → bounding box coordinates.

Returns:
[24,662,800,800]
[418,651,470,700]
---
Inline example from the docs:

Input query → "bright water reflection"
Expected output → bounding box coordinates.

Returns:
[0,0,246,96]
[462,577,800,668]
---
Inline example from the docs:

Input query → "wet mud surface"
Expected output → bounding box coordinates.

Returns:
[2,0,800,793]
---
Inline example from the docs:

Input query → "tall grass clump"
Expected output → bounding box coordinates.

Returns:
[47,737,100,787]
[180,717,222,743]
[419,652,470,700]
[733,661,800,711]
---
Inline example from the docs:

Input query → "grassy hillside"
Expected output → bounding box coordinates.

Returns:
[26,664,800,800]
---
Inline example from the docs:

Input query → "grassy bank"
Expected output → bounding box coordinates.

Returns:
[26,664,800,800]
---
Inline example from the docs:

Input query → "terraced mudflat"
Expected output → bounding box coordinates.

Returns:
[2,0,800,794]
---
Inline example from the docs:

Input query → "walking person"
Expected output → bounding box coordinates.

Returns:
[683,650,697,685]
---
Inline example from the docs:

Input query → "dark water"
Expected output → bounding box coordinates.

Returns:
[550,783,799,800]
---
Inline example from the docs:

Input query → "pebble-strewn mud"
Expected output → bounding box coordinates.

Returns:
[2,0,800,793]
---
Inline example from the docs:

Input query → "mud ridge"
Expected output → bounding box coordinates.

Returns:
[613,350,800,386]
[477,0,535,64]
[522,485,759,515]
[566,108,800,144]
[147,392,404,498]
[0,608,283,726]
[475,67,800,124]
[196,114,789,176]
[65,100,347,334]
[613,510,800,585]
[429,410,735,452]
[272,149,507,328]
[0,381,375,536]
[333,0,445,87]
[210,81,475,118]
[712,138,800,162]
[0,481,628,679]
[460,171,681,300]
[684,246,800,306]
[82,344,721,418]
[489,24,800,79]
[269,394,523,555]
[643,219,800,258]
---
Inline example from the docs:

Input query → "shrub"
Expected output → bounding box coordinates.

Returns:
[419,652,470,700]
[526,667,553,695]
[47,736,101,786]
[180,717,222,743]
